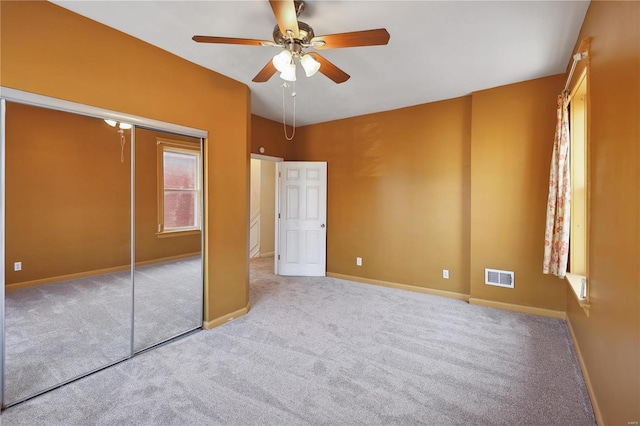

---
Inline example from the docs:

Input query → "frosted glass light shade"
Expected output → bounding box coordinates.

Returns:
[279,62,297,81]
[104,119,117,127]
[119,122,132,130]
[272,50,293,73]
[300,54,321,77]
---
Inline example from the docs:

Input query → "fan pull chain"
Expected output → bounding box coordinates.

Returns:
[118,129,126,163]
[282,81,296,141]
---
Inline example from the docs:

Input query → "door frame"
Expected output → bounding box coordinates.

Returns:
[249,153,283,274]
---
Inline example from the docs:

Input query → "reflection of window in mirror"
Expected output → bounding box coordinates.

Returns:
[156,139,202,237]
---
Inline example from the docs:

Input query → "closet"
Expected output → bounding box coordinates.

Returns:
[0,89,205,408]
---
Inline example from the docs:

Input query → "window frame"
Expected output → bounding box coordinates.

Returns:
[566,67,590,315]
[569,69,588,276]
[156,138,202,238]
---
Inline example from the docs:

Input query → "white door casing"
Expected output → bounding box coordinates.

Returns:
[249,210,260,258]
[276,162,327,276]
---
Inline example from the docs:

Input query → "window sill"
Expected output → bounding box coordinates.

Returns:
[565,272,590,317]
[156,229,201,239]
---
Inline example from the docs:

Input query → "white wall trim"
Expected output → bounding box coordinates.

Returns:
[203,303,250,330]
[251,153,283,162]
[249,210,261,258]
[566,314,604,425]
[468,298,566,319]
[0,87,207,139]
[328,272,470,302]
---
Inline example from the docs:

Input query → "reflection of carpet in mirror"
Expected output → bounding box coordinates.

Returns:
[3,256,202,405]
[133,256,202,351]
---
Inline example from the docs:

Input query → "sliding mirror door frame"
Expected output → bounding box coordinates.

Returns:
[0,87,207,409]
[1,98,7,407]
[132,126,205,353]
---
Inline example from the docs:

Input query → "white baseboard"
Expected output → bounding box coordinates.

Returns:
[468,298,566,319]
[327,272,470,302]
[566,315,604,425]
[203,303,251,330]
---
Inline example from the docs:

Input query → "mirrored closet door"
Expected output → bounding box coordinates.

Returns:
[3,102,133,405]
[133,128,203,352]
[1,91,206,409]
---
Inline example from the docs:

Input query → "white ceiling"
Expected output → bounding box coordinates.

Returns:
[52,1,589,126]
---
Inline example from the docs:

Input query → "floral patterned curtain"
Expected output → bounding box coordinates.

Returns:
[543,93,571,278]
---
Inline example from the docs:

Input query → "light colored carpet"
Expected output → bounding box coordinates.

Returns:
[3,256,202,405]
[0,256,595,425]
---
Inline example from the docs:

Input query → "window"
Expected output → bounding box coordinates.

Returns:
[566,69,590,314]
[157,139,201,236]
[569,70,588,276]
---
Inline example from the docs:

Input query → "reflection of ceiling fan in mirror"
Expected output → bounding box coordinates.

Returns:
[193,0,390,84]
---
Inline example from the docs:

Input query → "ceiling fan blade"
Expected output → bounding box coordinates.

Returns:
[311,29,390,49]
[252,60,278,83]
[269,0,300,38]
[192,36,269,46]
[307,53,350,84]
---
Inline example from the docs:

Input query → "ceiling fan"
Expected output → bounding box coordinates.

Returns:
[192,0,390,84]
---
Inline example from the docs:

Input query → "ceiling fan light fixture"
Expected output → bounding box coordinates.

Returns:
[105,119,132,130]
[279,62,297,81]
[272,50,293,73]
[300,54,321,77]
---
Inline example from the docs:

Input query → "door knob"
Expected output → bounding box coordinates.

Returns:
[321,224,325,228]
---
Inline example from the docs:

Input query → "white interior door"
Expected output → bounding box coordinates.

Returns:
[277,162,327,276]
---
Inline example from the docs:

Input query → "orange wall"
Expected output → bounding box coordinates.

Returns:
[5,103,131,284]
[251,114,295,159]
[295,97,472,295]
[565,2,640,424]
[470,75,567,312]
[1,1,250,320]
[294,75,566,314]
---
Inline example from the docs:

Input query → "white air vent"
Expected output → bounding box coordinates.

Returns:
[485,268,515,288]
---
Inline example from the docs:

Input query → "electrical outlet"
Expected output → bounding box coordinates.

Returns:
[356,257,363,266]
[14,262,22,272]
[442,269,449,279]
